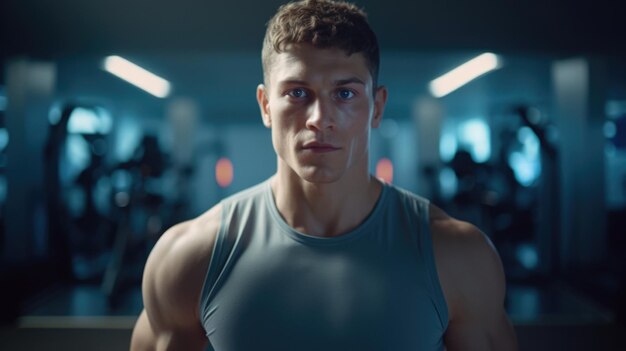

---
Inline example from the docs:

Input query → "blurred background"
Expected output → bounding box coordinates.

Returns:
[1,0,625,350]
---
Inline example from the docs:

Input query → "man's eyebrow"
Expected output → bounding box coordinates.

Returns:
[279,78,308,86]
[278,77,366,86]
[334,77,365,86]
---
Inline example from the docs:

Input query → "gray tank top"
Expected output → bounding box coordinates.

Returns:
[199,180,448,351]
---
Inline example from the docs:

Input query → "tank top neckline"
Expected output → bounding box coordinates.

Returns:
[264,179,390,246]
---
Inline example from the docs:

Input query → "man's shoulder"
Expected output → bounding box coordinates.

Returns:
[383,183,431,216]
[429,204,499,272]
[428,205,506,321]
[429,205,488,248]
[133,205,222,349]
[385,183,429,203]
[152,179,269,264]
[154,203,223,262]
[142,204,223,324]
[381,185,484,247]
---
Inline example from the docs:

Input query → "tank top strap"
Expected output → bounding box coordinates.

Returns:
[198,181,268,323]
[411,195,449,331]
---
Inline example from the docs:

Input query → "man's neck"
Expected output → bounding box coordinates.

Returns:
[270,167,382,238]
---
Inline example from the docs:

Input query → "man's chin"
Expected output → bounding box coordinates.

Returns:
[296,167,343,185]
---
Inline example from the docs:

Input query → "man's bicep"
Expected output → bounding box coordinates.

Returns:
[489,310,518,350]
[131,309,209,351]
[135,221,213,351]
[131,309,157,351]
[442,227,518,350]
[444,308,517,351]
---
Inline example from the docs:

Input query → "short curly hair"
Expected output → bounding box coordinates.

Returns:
[262,0,380,88]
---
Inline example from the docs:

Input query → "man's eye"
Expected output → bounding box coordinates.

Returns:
[288,89,308,98]
[337,89,355,100]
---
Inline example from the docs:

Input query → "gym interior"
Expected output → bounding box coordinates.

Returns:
[1,0,625,350]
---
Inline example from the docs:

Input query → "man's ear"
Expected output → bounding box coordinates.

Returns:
[371,85,388,128]
[257,84,271,128]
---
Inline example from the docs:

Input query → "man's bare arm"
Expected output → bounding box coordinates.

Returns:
[130,205,221,351]
[431,207,518,351]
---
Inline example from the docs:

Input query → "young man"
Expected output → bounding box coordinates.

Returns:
[131,0,518,350]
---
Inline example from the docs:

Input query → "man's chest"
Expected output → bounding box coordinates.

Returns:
[203,244,446,350]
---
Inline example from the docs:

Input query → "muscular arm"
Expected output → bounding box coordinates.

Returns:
[130,205,221,351]
[431,206,518,351]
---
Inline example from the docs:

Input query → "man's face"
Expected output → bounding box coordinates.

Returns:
[257,44,387,184]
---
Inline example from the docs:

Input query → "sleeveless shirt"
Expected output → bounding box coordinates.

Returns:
[199,180,449,351]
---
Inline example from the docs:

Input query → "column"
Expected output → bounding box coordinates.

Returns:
[552,57,607,270]
[413,96,444,200]
[4,58,56,262]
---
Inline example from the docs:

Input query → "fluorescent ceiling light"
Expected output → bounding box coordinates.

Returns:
[429,53,501,98]
[103,56,171,98]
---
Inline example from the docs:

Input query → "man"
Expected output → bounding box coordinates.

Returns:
[130,0,518,350]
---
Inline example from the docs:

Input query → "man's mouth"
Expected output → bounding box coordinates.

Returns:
[301,141,340,153]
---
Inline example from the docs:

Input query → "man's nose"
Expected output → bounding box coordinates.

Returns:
[305,98,335,131]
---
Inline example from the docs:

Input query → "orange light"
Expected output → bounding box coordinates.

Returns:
[376,158,393,183]
[216,157,234,188]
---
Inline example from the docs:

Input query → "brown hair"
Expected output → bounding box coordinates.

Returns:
[262,0,380,88]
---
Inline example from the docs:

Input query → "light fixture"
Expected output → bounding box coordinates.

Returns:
[103,56,171,98]
[216,157,234,188]
[429,53,501,98]
[375,158,394,184]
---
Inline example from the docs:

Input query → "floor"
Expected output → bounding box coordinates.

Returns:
[0,282,623,350]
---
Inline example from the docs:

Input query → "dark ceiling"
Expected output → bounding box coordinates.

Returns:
[2,0,626,60]
[3,0,624,124]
